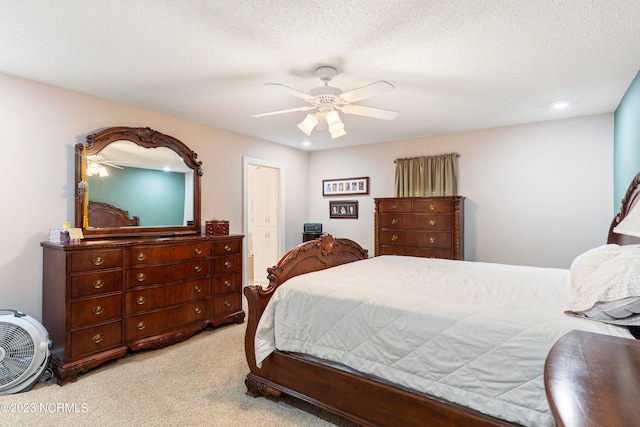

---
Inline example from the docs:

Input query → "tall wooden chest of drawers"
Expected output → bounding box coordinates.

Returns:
[374,197,464,260]
[41,234,244,385]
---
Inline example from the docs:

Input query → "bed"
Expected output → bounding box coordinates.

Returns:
[243,174,640,427]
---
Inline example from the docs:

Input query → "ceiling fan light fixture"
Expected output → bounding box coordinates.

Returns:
[297,113,318,136]
[87,161,100,176]
[330,128,346,139]
[325,110,344,133]
[98,166,109,177]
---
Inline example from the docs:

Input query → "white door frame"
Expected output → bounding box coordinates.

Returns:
[242,157,285,287]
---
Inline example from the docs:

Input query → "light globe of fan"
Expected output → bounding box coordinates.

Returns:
[325,110,344,133]
[297,114,318,136]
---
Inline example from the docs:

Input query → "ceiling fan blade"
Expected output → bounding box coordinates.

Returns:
[265,83,315,101]
[101,161,124,169]
[251,105,316,117]
[339,81,396,103]
[340,104,399,120]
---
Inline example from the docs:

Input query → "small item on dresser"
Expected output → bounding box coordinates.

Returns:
[206,219,229,236]
[68,227,84,244]
[49,229,70,244]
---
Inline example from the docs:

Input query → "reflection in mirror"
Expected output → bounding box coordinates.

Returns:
[86,141,194,227]
[75,127,203,238]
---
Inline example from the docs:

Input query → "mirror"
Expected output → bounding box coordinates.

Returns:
[75,126,203,238]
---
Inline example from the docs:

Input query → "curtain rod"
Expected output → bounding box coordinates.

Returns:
[394,153,459,163]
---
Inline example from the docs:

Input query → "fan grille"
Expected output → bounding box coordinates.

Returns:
[0,321,35,387]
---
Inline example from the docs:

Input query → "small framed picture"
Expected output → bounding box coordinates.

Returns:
[323,177,369,196]
[329,200,358,219]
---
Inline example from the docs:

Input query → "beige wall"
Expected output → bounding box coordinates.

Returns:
[310,114,614,268]
[0,72,310,321]
[0,71,616,321]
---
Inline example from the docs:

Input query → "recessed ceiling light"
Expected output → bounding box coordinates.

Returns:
[549,99,573,109]
[302,141,311,146]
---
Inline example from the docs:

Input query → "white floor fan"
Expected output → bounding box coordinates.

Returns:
[251,66,399,139]
[0,309,53,394]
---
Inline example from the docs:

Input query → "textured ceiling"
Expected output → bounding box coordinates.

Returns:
[1,1,639,151]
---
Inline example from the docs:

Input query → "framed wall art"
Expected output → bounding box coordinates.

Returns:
[323,177,369,197]
[329,200,358,219]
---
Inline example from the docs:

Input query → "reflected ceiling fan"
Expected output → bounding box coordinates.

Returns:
[251,66,399,139]
[86,154,124,177]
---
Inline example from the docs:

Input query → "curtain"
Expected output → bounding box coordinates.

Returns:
[395,153,459,197]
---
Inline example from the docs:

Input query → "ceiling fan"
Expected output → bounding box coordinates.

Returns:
[251,66,399,139]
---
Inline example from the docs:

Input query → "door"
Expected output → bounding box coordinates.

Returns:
[244,159,284,286]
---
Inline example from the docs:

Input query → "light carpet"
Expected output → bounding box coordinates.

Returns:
[0,321,359,426]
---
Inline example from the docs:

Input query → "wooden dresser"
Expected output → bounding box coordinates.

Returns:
[41,234,244,385]
[374,196,464,260]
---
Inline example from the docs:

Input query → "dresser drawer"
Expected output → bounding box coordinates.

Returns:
[213,272,241,294]
[212,293,242,316]
[378,246,454,259]
[71,271,122,298]
[126,260,211,288]
[377,200,413,213]
[412,200,453,213]
[125,299,211,340]
[70,321,122,358]
[127,243,211,265]
[213,254,241,273]
[379,213,452,231]
[70,294,122,329]
[213,239,241,255]
[126,278,212,314]
[379,230,452,249]
[70,250,122,273]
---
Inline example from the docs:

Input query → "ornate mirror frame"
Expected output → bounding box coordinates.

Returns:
[75,126,203,238]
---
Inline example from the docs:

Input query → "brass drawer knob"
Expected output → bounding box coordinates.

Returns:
[391,218,399,225]
[92,279,104,289]
[194,248,202,255]
[92,256,104,266]
[194,265,202,272]
[136,296,147,305]
[430,237,436,243]
[136,273,146,282]
[224,300,231,308]
[136,321,146,331]
[224,245,232,252]
[429,219,436,226]
[224,261,232,269]
[224,280,231,288]
[92,305,104,315]
[92,334,104,344]
[194,307,202,314]
[391,204,398,210]
[391,234,398,241]
[136,252,146,261]
[194,286,202,293]
[429,204,436,210]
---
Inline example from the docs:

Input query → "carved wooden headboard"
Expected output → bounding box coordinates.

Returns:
[88,201,140,228]
[608,172,640,245]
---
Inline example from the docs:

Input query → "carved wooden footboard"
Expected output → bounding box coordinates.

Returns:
[243,234,513,427]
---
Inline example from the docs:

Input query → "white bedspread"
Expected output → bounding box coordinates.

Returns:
[254,255,634,427]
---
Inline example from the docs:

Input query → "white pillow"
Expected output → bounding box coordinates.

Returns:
[567,245,640,325]
[569,244,623,294]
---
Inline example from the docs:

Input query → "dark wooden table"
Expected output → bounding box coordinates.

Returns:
[544,330,640,427]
